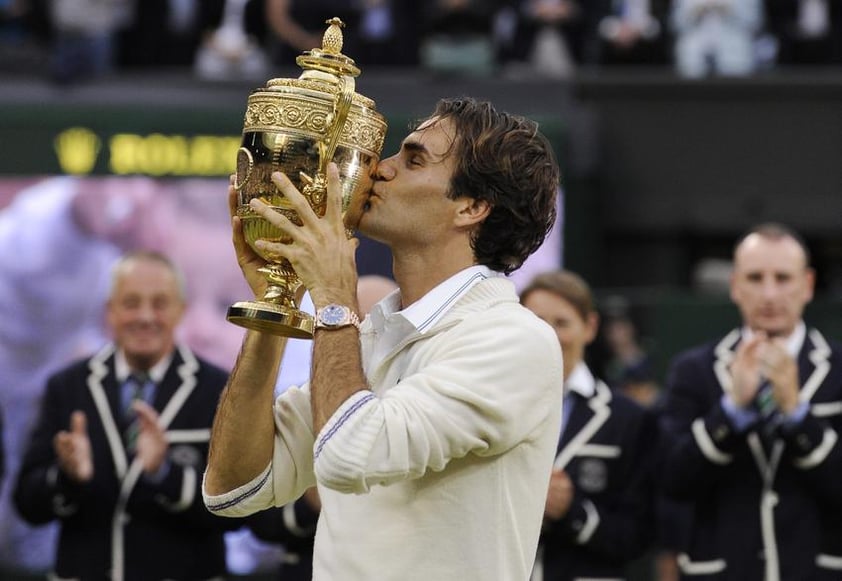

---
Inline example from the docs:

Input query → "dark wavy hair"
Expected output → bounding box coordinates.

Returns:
[418,97,560,274]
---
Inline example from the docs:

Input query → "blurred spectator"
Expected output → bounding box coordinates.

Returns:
[47,0,132,83]
[588,0,670,66]
[520,270,658,581]
[671,0,764,78]
[194,0,269,80]
[0,177,171,576]
[659,223,842,579]
[419,0,504,76]
[505,0,587,79]
[13,250,240,580]
[0,1,50,74]
[766,0,842,65]
[119,0,232,68]
[596,296,659,407]
[603,314,659,405]
[264,0,360,66]
[0,177,310,577]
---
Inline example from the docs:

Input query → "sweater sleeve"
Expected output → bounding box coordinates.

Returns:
[312,309,564,494]
[203,384,317,516]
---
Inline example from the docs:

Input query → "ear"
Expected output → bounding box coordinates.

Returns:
[454,197,491,229]
[584,312,600,345]
[805,266,816,302]
[105,300,116,328]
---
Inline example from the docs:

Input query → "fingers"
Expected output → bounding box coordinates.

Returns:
[54,413,94,482]
[745,336,791,381]
[54,432,71,456]
[251,169,339,256]
[132,400,161,431]
[324,162,343,222]
[228,182,263,269]
[268,171,321,229]
[231,209,252,260]
[228,176,238,218]
[250,197,299,242]
[735,333,764,361]
[70,411,87,436]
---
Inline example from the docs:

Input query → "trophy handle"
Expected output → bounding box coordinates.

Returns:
[319,74,355,175]
[303,74,354,215]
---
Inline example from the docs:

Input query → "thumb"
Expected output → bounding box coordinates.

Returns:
[70,411,87,436]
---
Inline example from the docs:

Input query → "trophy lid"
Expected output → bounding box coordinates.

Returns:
[243,16,385,155]
[294,17,361,78]
[261,17,376,109]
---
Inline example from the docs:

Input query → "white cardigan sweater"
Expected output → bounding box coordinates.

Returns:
[205,277,564,580]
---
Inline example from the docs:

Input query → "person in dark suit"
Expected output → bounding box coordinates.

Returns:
[14,250,238,581]
[659,222,842,580]
[521,270,658,581]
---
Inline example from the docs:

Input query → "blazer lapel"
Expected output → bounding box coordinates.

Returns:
[712,329,741,399]
[798,328,831,404]
[86,344,130,478]
[553,381,613,471]
[156,344,200,430]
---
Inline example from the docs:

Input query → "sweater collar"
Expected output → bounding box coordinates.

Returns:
[370,265,500,334]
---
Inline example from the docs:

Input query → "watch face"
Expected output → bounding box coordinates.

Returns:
[320,304,347,326]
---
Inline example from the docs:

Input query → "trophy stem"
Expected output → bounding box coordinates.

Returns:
[226,263,314,338]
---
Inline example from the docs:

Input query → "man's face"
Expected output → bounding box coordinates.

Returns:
[360,116,461,248]
[730,234,814,337]
[523,289,598,381]
[107,258,185,370]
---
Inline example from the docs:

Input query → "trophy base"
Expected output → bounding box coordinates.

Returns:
[227,301,314,339]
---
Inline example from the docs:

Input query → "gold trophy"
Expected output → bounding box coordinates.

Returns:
[227,17,387,338]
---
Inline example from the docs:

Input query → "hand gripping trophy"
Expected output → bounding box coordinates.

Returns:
[227,17,387,338]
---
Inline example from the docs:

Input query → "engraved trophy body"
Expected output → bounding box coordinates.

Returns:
[228,18,387,338]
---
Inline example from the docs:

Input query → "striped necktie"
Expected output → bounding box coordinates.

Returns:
[123,372,152,451]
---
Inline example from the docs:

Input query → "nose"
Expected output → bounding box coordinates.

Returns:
[760,277,780,299]
[374,156,396,181]
[136,301,157,323]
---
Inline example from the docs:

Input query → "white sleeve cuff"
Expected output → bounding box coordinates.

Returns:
[202,463,275,517]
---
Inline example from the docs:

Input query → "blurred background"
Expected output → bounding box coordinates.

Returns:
[1,0,841,579]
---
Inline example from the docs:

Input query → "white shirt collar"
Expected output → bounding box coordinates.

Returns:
[564,361,595,398]
[115,348,174,384]
[740,321,806,358]
[370,265,499,334]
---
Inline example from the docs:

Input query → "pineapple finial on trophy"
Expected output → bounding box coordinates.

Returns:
[322,17,344,55]
[295,17,360,78]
